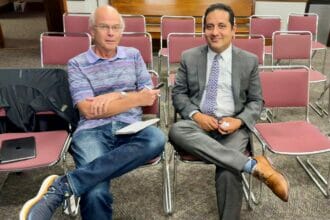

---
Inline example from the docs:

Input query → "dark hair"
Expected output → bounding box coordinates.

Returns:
[203,3,235,30]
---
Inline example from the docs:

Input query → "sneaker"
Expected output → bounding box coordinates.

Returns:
[19,175,72,220]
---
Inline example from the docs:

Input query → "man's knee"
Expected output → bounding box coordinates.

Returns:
[142,126,165,156]
[169,120,191,143]
[70,131,109,166]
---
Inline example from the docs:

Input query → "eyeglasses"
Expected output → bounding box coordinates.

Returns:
[94,24,123,33]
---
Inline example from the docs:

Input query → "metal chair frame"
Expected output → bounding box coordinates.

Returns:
[253,65,330,198]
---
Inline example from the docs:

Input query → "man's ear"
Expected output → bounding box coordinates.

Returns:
[232,23,237,33]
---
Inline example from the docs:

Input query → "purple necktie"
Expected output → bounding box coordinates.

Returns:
[201,54,220,115]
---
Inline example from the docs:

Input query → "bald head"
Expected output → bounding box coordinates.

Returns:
[89,5,125,30]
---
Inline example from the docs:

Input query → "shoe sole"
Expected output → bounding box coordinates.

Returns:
[19,175,59,220]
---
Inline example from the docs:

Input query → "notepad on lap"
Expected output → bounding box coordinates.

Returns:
[115,118,160,135]
[0,136,36,164]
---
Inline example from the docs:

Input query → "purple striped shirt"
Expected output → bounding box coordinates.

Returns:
[68,46,152,133]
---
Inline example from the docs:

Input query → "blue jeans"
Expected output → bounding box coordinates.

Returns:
[68,121,165,220]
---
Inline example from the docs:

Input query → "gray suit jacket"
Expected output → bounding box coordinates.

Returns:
[172,45,263,130]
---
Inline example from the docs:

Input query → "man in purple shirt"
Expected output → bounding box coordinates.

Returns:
[20,5,165,220]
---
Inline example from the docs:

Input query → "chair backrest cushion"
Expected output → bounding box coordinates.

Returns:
[259,68,309,108]
[250,17,281,38]
[288,14,317,35]
[41,33,91,66]
[123,15,146,32]
[63,14,90,33]
[168,33,206,63]
[161,16,195,39]
[232,36,264,65]
[119,33,152,66]
[272,32,312,60]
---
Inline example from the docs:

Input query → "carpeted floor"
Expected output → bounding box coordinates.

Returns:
[0,9,329,220]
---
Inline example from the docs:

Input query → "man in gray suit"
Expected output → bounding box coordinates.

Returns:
[169,3,289,220]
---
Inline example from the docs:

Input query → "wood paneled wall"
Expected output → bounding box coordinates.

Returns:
[110,0,255,39]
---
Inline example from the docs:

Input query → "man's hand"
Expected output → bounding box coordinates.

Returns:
[192,112,218,131]
[218,117,243,135]
[86,92,121,115]
[136,88,160,106]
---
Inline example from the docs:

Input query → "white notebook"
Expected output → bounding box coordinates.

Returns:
[115,118,160,135]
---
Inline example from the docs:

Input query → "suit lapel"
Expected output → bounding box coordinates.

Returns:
[231,46,242,111]
[198,46,208,99]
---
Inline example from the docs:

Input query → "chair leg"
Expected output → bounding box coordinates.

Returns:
[162,151,173,215]
[157,55,162,78]
[296,156,329,198]
[61,136,80,217]
[172,151,178,213]
[164,79,169,127]
[315,84,329,116]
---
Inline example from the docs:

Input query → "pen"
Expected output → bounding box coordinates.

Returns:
[144,85,161,97]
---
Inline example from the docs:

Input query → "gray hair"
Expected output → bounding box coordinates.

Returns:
[88,6,125,31]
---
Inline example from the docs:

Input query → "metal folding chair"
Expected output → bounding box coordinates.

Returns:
[165,32,206,126]
[253,65,330,198]
[158,15,195,75]
[249,15,282,56]
[0,68,79,217]
[271,30,328,117]
[141,70,172,215]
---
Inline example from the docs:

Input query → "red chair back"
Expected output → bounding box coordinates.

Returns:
[40,32,91,67]
[287,13,318,36]
[272,31,312,61]
[259,67,309,108]
[168,33,206,64]
[142,70,160,116]
[123,14,146,32]
[63,13,90,34]
[119,32,153,69]
[233,34,265,65]
[249,16,281,38]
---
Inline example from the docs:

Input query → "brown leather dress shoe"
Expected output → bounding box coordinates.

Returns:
[252,155,289,202]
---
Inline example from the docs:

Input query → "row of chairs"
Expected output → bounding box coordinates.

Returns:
[39,28,329,124]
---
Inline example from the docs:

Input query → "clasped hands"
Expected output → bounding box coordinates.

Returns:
[192,112,242,135]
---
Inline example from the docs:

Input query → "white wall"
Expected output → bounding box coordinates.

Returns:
[255,1,306,30]
[66,0,108,13]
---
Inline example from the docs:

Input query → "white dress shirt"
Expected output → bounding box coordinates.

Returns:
[199,45,235,119]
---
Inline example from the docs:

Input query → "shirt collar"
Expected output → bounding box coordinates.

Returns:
[86,46,127,64]
[207,44,232,61]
